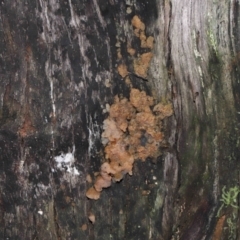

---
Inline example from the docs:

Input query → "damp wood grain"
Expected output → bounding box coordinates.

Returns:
[0,0,240,239]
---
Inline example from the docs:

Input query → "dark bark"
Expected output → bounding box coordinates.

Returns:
[0,0,240,239]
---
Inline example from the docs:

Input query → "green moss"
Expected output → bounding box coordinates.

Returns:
[207,14,219,56]
[178,112,217,201]
[216,186,240,239]
[207,29,218,55]
[217,186,240,217]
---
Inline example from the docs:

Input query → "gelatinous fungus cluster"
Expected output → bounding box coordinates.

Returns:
[86,88,173,200]
[117,15,154,80]
[86,15,172,200]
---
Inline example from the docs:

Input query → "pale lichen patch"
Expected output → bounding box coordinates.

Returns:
[54,146,80,176]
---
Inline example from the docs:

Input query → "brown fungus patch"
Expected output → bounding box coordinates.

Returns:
[127,47,136,56]
[88,213,96,224]
[153,103,174,119]
[117,63,128,78]
[131,15,154,50]
[81,224,88,231]
[145,36,155,49]
[131,15,145,31]
[86,187,100,200]
[86,88,173,199]
[133,52,153,78]
[117,15,154,82]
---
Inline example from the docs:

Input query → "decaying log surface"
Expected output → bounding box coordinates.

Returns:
[0,0,240,239]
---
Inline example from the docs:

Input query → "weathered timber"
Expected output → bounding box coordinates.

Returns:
[0,0,240,240]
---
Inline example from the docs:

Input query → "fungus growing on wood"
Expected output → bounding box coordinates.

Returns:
[117,64,128,78]
[116,15,154,83]
[131,15,154,50]
[86,15,168,200]
[86,88,173,199]
[131,15,145,31]
[94,175,111,192]
[133,52,153,78]
[153,103,173,119]
[86,187,100,200]
[88,213,96,224]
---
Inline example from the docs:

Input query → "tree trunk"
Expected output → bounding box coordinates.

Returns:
[0,0,239,239]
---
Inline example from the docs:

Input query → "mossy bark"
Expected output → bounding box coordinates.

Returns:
[0,0,240,239]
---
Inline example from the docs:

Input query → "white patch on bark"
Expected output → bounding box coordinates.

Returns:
[38,210,43,215]
[92,0,106,28]
[45,59,56,119]
[68,0,80,28]
[88,116,101,155]
[54,146,80,175]
[38,0,66,44]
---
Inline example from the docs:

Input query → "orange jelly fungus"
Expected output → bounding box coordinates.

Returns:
[86,88,173,199]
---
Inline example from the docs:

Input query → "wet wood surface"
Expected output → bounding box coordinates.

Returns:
[0,0,240,239]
